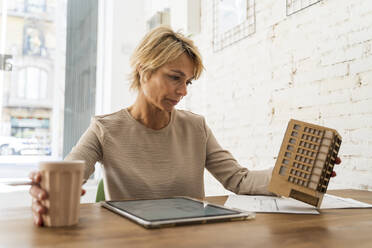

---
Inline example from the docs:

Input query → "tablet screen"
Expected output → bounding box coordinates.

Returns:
[106,198,240,221]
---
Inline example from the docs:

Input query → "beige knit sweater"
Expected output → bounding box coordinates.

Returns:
[65,108,273,200]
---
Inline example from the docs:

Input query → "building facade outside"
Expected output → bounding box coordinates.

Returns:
[0,0,63,157]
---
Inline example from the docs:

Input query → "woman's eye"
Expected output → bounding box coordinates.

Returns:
[168,75,192,86]
[169,75,180,81]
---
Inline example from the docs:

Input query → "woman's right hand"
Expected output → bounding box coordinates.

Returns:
[29,171,47,226]
[28,171,87,226]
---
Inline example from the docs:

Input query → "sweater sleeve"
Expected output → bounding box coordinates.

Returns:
[64,118,104,181]
[204,122,274,195]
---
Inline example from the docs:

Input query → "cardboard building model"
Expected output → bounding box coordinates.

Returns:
[268,119,342,208]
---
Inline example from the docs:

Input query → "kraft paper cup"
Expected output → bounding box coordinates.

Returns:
[39,161,85,227]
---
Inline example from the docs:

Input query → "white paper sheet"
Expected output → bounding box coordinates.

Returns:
[225,195,319,214]
[224,193,372,214]
[320,194,372,209]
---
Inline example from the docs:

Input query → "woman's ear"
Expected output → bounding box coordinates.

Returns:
[139,70,152,85]
[139,70,146,85]
[137,65,145,85]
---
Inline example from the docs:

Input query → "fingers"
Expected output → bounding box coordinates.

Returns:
[29,171,41,183]
[29,170,48,200]
[330,157,341,178]
[32,198,47,215]
[32,198,46,226]
[30,185,47,227]
[29,185,48,201]
[33,214,43,226]
[335,157,342,164]
[29,170,47,227]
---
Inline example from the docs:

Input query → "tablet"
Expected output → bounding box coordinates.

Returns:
[101,196,255,228]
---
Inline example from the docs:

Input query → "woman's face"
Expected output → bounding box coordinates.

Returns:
[141,53,195,112]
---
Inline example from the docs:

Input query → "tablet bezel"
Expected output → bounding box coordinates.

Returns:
[101,196,255,228]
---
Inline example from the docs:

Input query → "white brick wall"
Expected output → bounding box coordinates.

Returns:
[181,0,372,194]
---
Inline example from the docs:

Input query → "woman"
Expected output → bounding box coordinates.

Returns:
[29,26,340,226]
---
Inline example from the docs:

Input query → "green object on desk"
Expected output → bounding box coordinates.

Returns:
[95,179,105,202]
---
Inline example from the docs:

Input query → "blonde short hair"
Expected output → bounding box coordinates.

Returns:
[129,26,204,91]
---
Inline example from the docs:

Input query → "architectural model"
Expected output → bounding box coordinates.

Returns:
[268,119,342,208]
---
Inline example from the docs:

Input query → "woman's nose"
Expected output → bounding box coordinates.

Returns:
[176,82,188,96]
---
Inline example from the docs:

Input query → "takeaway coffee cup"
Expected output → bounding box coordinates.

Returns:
[39,160,85,227]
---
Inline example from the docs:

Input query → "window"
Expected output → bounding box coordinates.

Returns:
[23,26,47,56]
[24,0,46,13]
[6,0,25,13]
[17,67,48,99]
[0,0,99,209]
[146,8,170,30]
[286,0,322,16]
[213,0,255,52]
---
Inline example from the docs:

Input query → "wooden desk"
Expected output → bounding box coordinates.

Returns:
[1,190,372,248]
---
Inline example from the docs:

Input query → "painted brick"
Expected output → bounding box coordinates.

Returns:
[348,27,372,46]
[349,55,372,75]
[351,99,372,115]
[359,70,372,85]
[320,76,357,93]
[295,63,349,84]
[320,44,365,66]
[351,83,372,101]
[322,115,372,130]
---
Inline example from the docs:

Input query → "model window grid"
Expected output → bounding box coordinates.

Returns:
[279,120,341,194]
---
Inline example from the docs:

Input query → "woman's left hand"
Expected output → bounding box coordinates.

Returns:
[331,157,342,177]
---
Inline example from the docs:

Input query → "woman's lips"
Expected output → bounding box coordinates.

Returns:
[167,99,179,105]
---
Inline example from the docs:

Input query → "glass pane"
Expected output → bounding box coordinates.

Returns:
[25,0,46,13]
[39,69,47,99]
[17,69,26,98]
[0,0,66,179]
[218,0,247,34]
[26,67,39,99]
